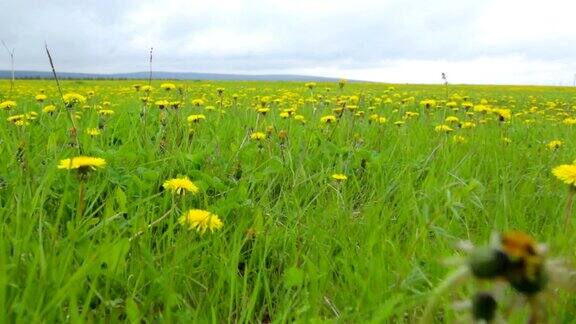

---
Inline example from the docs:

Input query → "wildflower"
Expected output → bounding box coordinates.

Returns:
[445,116,460,124]
[155,100,169,109]
[192,99,205,106]
[434,124,453,133]
[305,82,316,90]
[453,135,467,144]
[43,105,56,114]
[57,156,106,172]
[7,114,26,123]
[0,100,17,110]
[293,114,306,123]
[98,109,115,116]
[331,173,347,182]
[461,121,476,129]
[250,132,267,141]
[552,163,576,186]
[279,111,290,119]
[187,114,206,123]
[257,107,270,115]
[502,137,512,144]
[35,94,48,102]
[160,83,176,91]
[86,128,102,137]
[179,209,223,233]
[163,177,199,195]
[338,79,347,89]
[547,140,562,150]
[563,117,576,125]
[394,121,405,126]
[494,108,511,121]
[62,93,87,107]
[320,115,337,124]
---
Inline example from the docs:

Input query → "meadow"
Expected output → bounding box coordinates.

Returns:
[0,79,575,322]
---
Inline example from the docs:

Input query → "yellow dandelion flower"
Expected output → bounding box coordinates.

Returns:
[257,107,270,115]
[192,99,205,106]
[331,173,347,182]
[155,100,169,109]
[58,156,106,171]
[320,115,337,124]
[179,209,223,233]
[86,128,102,137]
[160,83,176,91]
[0,100,17,110]
[547,140,562,150]
[98,109,115,116]
[294,114,306,123]
[187,114,206,123]
[163,177,199,195]
[552,164,576,186]
[445,116,460,123]
[250,132,267,141]
[43,105,56,113]
[35,94,48,102]
[62,93,87,107]
[453,135,467,144]
[141,85,153,92]
[305,82,316,90]
[434,124,453,133]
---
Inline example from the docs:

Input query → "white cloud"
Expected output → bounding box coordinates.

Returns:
[1,0,576,84]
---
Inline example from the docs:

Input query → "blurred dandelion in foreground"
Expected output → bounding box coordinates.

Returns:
[421,231,575,323]
[179,209,223,233]
[163,177,199,195]
[552,162,576,226]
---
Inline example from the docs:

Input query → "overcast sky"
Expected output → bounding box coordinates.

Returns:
[1,0,576,85]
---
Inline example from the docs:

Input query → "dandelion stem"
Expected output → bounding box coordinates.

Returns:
[77,179,86,218]
[564,186,575,227]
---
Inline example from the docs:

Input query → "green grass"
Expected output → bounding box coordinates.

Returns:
[0,80,575,322]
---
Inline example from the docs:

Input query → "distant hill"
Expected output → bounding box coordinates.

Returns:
[0,70,344,82]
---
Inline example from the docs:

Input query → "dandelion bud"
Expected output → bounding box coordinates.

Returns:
[468,247,510,279]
